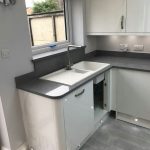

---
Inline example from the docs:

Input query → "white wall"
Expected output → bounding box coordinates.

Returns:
[70,0,97,53]
[70,0,85,45]
[0,1,33,150]
[96,36,150,52]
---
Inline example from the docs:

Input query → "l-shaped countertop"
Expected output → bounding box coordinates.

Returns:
[16,50,150,99]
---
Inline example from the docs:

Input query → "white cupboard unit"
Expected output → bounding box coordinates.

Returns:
[104,71,111,112]
[110,68,117,111]
[111,69,150,128]
[86,0,150,34]
[63,81,94,150]
[86,0,126,34]
[116,69,150,121]
[18,90,67,150]
[126,0,150,33]
[18,81,95,150]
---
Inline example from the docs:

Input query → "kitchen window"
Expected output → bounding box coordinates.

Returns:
[25,0,69,52]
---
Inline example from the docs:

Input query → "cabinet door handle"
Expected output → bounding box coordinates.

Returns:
[121,15,124,30]
[75,89,85,97]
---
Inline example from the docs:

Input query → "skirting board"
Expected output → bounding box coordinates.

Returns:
[15,113,110,150]
[1,143,27,150]
[117,112,150,129]
[1,147,10,150]
[16,143,28,150]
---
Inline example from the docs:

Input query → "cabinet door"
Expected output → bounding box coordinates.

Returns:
[126,0,150,32]
[104,70,111,111]
[110,68,117,111]
[86,0,126,34]
[116,69,150,121]
[63,81,94,150]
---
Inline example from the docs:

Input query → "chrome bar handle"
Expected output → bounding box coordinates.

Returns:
[121,15,124,30]
[75,89,85,97]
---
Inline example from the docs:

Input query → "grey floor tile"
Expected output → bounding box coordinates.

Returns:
[80,117,150,150]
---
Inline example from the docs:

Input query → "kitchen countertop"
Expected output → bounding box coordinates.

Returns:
[87,55,150,72]
[16,50,150,99]
[17,65,111,99]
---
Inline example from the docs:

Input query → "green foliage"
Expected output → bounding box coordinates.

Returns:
[33,0,59,14]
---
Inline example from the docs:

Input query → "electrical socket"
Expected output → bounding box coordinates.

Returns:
[120,44,128,52]
[1,49,10,59]
[134,45,144,51]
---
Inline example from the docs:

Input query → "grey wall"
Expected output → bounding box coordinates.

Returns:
[86,36,98,53]
[70,0,85,46]
[0,1,33,150]
[70,0,97,54]
[96,36,150,53]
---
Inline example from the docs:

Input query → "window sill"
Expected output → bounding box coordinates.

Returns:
[32,45,86,62]
[32,47,68,61]
[32,42,70,55]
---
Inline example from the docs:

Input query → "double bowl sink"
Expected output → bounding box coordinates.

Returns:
[41,61,110,86]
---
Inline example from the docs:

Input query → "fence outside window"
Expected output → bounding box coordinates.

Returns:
[28,10,67,46]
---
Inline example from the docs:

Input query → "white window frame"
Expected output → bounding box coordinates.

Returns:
[30,0,72,56]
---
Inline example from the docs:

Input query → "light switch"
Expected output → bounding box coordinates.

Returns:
[1,49,10,59]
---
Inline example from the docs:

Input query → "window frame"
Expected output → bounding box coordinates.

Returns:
[26,0,72,56]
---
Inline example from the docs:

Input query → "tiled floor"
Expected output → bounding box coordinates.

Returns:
[80,117,150,150]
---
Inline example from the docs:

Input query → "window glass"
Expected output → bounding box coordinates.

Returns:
[25,0,67,46]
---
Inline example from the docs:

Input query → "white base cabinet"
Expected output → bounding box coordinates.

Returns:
[111,68,150,122]
[18,90,67,150]
[116,69,150,121]
[110,68,118,111]
[18,81,95,150]
[63,81,94,150]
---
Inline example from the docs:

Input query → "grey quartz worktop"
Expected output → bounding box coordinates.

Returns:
[16,50,150,99]
[87,55,150,72]
[17,66,111,99]
[17,79,70,99]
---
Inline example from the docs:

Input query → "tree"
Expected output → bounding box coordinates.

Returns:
[33,0,59,14]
